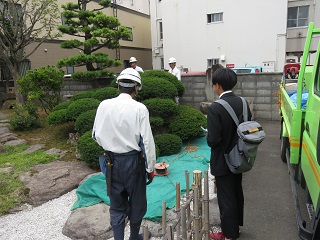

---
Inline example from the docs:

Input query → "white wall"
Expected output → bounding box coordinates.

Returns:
[112,0,149,15]
[151,0,287,72]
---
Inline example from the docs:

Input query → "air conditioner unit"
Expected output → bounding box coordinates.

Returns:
[220,54,226,61]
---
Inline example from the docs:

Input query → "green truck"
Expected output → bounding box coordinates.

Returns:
[279,22,320,240]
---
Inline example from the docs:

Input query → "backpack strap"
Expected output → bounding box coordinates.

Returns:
[215,97,248,126]
[215,99,239,126]
[241,97,248,122]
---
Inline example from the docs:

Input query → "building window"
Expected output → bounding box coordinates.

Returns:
[160,57,164,69]
[207,58,219,68]
[66,66,74,74]
[159,21,163,40]
[207,12,223,23]
[287,6,309,28]
[123,27,133,41]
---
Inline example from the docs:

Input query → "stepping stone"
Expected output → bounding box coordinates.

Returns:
[4,139,26,146]
[22,144,46,153]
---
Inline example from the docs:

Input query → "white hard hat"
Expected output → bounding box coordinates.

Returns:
[129,57,137,63]
[116,68,142,90]
[168,57,176,64]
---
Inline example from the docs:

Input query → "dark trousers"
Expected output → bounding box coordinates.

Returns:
[215,173,243,239]
[109,151,146,240]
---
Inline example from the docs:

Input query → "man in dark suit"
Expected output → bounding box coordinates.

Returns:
[207,68,252,240]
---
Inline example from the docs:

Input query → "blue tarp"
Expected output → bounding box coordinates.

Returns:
[71,136,211,220]
[289,90,308,109]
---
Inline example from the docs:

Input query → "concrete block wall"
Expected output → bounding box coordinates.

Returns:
[61,79,93,96]
[61,78,113,96]
[61,72,282,121]
[180,72,282,121]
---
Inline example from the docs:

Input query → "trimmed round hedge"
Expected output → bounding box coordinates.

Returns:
[77,131,103,168]
[52,100,74,111]
[47,109,69,125]
[74,109,97,136]
[149,116,164,128]
[91,87,119,101]
[142,98,178,119]
[66,98,100,121]
[169,105,207,141]
[136,77,177,101]
[141,70,185,96]
[155,144,160,159]
[154,134,182,156]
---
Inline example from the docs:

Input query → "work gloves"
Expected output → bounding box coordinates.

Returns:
[146,170,155,185]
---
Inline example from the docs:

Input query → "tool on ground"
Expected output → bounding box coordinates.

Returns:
[154,161,170,176]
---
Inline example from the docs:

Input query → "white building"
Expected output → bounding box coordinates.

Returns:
[150,0,288,72]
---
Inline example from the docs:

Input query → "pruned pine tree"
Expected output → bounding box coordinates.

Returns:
[0,0,61,104]
[57,0,131,88]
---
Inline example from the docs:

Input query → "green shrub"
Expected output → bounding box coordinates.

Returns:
[17,66,64,113]
[141,70,185,96]
[143,98,178,119]
[75,109,96,136]
[66,98,100,121]
[150,116,164,127]
[77,131,103,168]
[10,113,40,131]
[136,77,177,101]
[47,109,69,125]
[91,87,119,101]
[52,101,73,111]
[155,144,160,159]
[169,105,207,141]
[69,90,96,101]
[154,134,182,156]
[9,104,40,131]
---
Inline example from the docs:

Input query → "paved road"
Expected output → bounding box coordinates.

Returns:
[210,120,299,239]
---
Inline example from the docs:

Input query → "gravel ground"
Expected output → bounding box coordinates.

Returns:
[0,172,216,240]
[0,190,77,240]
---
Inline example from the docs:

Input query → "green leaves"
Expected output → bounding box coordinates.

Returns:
[57,0,130,79]
[17,66,64,113]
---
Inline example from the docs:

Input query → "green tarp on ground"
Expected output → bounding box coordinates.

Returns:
[71,136,211,220]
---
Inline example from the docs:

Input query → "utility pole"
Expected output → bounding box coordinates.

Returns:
[112,0,120,60]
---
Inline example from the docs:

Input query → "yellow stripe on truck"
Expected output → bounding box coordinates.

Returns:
[302,142,320,187]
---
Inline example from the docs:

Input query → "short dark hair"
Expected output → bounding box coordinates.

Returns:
[118,79,136,94]
[212,68,237,91]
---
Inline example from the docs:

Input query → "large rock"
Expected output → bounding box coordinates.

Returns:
[62,203,113,240]
[19,161,96,206]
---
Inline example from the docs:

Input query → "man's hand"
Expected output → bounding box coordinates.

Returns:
[146,171,155,185]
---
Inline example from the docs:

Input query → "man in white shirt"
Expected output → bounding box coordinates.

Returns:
[92,68,155,240]
[168,57,181,103]
[168,57,181,80]
[129,57,144,72]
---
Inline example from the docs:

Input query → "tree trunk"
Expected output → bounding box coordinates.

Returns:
[12,65,24,105]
